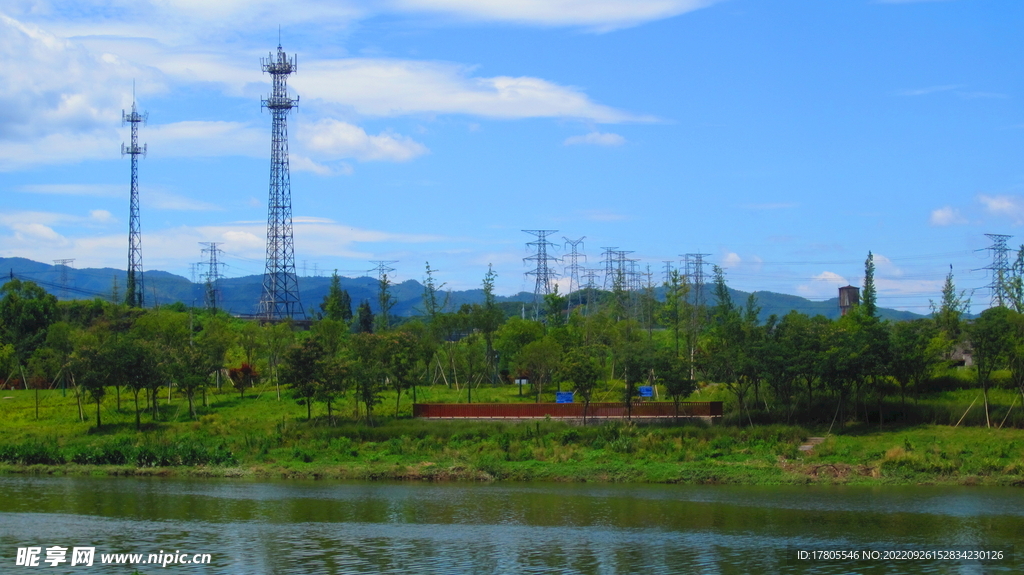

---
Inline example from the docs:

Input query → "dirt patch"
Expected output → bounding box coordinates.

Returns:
[780,460,877,481]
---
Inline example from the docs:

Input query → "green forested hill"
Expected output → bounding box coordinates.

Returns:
[0,257,922,321]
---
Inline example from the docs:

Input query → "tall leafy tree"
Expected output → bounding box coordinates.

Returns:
[356,301,374,334]
[659,269,690,357]
[0,279,58,362]
[376,273,397,332]
[862,251,877,318]
[320,270,352,322]
[969,306,1013,428]
[558,348,600,423]
[474,265,504,384]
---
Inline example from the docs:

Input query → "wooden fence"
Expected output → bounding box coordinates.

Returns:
[413,401,722,419]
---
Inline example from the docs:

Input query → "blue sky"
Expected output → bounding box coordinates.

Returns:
[1,0,1021,312]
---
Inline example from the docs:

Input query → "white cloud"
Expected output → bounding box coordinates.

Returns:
[296,59,651,123]
[389,0,720,31]
[563,131,625,146]
[578,209,627,221]
[146,120,265,158]
[739,202,798,210]
[722,252,741,268]
[978,194,1024,225]
[929,206,967,226]
[89,209,114,223]
[895,85,961,97]
[147,190,222,211]
[301,118,428,162]
[796,271,849,298]
[873,253,903,277]
[16,184,122,197]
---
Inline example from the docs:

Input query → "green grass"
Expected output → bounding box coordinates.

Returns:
[1,383,1023,485]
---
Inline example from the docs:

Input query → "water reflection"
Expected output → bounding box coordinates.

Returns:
[0,477,1019,574]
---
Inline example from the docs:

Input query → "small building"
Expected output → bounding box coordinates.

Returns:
[839,285,860,316]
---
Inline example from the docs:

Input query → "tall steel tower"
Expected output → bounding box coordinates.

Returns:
[258,42,304,319]
[122,91,147,308]
[563,236,586,310]
[984,233,1012,307]
[200,242,225,312]
[523,230,559,319]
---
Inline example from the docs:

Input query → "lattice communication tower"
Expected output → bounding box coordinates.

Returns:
[683,253,711,308]
[122,90,147,308]
[523,230,559,319]
[258,42,304,320]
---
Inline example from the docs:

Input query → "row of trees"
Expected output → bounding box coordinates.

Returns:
[2,253,1023,429]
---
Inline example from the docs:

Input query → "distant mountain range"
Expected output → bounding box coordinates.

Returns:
[0,257,924,322]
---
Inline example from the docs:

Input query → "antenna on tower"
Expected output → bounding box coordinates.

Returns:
[258,41,304,320]
[563,237,586,311]
[523,230,559,320]
[200,242,225,313]
[122,85,147,308]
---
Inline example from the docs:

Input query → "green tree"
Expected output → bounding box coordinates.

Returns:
[356,301,374,334]
[558,348,600,423]
[516,336,562,402]
[930,266,970,360]
[376,273,397,332]
[659,269,690,357]
[320,270,352,322]
[969,306,1014,428]
[170,344,214,419]
[660,354,695,420]
[421,262,449,325]
[862,251,877,318]
[889,319,940,410]
[0,278,58,363]
[474,265,504,384]
[281,338,325,421]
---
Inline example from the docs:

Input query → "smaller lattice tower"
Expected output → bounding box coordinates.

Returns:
[523,230,559,319]
[200,242,225,312]
[563,237,586,310]
[662,261,675,285]
[683,253,711,308]
[984,233,1013,307]
[53,259,75,301]
[581,268,600,315]
[122,86,147,308]
[258,40,303,320]
[601,247,618,290]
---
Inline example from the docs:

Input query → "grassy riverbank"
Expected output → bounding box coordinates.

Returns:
[1,386,1023,485]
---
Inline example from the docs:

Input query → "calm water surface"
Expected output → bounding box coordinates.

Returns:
[0,476,1020,574]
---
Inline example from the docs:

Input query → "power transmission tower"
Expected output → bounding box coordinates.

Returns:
[370,261,398,330]
[523,230,559,320]
[683,253,711,308]
[563,236,586,310]
[663,261,675,285]
[200,242,225,312]
[258,41,304,320]
[53,259,74,301]
[984,233,1012,307]
[370,260,398,282]
[601,247,618,290]
[581,268,600,315]
[122,86,147,308]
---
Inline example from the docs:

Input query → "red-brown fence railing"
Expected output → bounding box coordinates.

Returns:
[413,401,722,419]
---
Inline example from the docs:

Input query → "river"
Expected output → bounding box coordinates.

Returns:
[0,476,1019,574]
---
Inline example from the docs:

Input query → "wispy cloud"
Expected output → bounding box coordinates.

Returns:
[896,84,961,97]
[978,194,1024,225]
[300,118,428,162]
[739,202,798,210]
[578,210,628,222]
[563,131,625,146]
[16,184,122,197]
[929,206,967,226]
[796,271,849,298]
[388,0,722,31]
